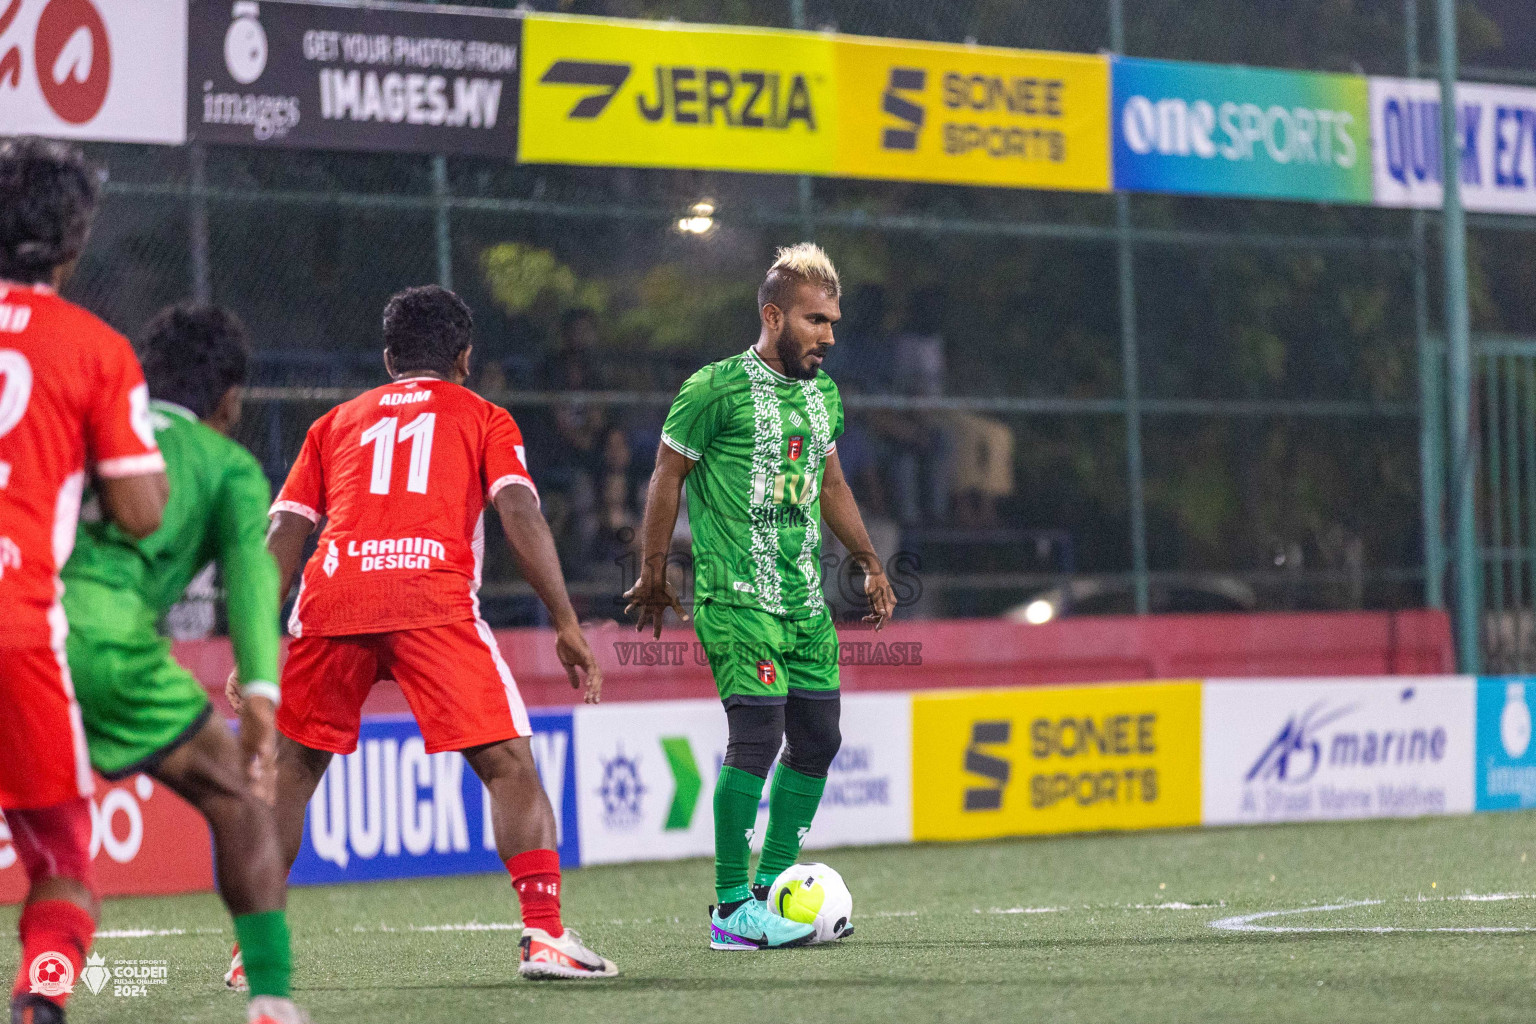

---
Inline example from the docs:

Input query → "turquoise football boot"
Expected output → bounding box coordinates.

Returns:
[709,900,816,950]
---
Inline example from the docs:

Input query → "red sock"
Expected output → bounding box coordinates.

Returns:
[507,849,563,938]
[12,900,95,1008]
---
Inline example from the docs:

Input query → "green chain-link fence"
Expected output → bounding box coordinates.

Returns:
[63,0,1536,651]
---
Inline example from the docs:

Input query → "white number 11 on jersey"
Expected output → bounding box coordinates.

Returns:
[361,412,436,495]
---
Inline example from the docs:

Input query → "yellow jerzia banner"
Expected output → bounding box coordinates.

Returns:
[520,15,839,175]
[835,37,1110,192]
[519,15,1112,192]
[912,682,1202,841]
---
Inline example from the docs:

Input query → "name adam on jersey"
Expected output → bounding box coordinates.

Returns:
[380,390,432,406]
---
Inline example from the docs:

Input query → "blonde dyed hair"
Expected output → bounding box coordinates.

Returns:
[759,242,841,311]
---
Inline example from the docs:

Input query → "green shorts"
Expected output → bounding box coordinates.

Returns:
[692,600,840,707]
[64,626,212,780]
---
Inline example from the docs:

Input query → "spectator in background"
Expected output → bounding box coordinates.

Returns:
[872,288,953,527]
[950,413,1015,527]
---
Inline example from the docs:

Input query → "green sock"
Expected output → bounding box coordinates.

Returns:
[233,910,292,999]
[754,765,827,887]
[714,765,767,904]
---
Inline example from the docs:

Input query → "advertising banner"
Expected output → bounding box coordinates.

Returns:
[188,0,520,154]
[911,682,1202,842]
[287,710,578,885]
[574,695,912,866]
[519,14,837,174]
[1370,77,1536,216]
[1112,57,1373,204]
[1476,677,1536,811]
[833,37,1109,192]
[0,0,186,144]
[1202,678,1475,825]
[0,774,212,904]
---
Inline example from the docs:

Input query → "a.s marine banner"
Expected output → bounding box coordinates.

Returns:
[834,37,1110,192]
[519,15,838,175]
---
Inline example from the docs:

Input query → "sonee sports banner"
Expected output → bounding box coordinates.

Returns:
[188,0,520,155]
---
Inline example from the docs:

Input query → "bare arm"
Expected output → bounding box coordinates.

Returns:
[265,509,315,604]
[493,484,604,703]
[820,448,896,629]
[98,471,168,540]
[622,442,693,638]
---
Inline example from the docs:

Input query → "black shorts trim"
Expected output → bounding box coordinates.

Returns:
[721,693,788,710]
[787,687,841,701]
[99,702,215,782]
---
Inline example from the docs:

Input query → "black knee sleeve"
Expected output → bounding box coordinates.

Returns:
[723,703,785,779]
[781,693,842,779]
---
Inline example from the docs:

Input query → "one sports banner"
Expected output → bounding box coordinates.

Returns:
[1201,677,1475,825]
[287,710,578,884]
[519,14,837,175]
[833,36,1109,192]
[0,0,187,144]
[187,0,520,155]
[1370,78,1536,216]
[911,682,1203,841]
[573,695,912,866]
[1112,56,1373,204]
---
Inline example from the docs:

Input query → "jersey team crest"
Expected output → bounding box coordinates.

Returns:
[787,435,804,461]
[757,660,777,686]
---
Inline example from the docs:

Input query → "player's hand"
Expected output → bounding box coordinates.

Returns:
[622,570,689,639]
[863,568,896,631]
[556,624,605,705]
[225,669,245,714]
[239,695,279,806]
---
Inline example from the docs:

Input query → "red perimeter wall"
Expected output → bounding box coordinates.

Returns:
[178,609,1454,716]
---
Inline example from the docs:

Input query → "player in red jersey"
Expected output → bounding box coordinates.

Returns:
[0,139,169,1024]
[240,285,617,980]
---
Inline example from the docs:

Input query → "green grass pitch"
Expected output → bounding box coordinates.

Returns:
[10,811,1536,1023]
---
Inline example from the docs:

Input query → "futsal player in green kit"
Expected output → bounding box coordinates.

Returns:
[61,305,307,1024]
[625,244,896,950]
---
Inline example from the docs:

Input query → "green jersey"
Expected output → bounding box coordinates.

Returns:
[62,400,281,691]
[662,348,844,618]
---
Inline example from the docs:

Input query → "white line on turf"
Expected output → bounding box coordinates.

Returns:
[976,907,1065,915]
[95,928,225,938]
[1208,894,1536,934]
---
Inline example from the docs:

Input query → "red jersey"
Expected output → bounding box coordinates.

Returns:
[274,376,537,637]
[0,284,164,648]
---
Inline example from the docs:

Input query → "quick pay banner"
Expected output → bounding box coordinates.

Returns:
[1370,78,1536,216]
[1112,57,1373,204]
[288,711,579,884]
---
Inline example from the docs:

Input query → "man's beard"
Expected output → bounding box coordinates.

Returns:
[774,328,819,380]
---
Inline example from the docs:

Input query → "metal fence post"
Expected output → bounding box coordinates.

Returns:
[1438,0,1480,670]
[433,155,453,289]
[1407,0,1445,609]
[189,142,211,303]
[429,0,454,289]
[1110,0,1149,614]
[790,0,815,240]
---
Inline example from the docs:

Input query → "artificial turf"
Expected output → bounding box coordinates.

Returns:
[11,810,1536,1023]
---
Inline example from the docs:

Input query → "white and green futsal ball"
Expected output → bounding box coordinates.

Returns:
[768,862,854,942]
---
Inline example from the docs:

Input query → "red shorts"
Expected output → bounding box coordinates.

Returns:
[277,619,532,755]
[0,642,94,810]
